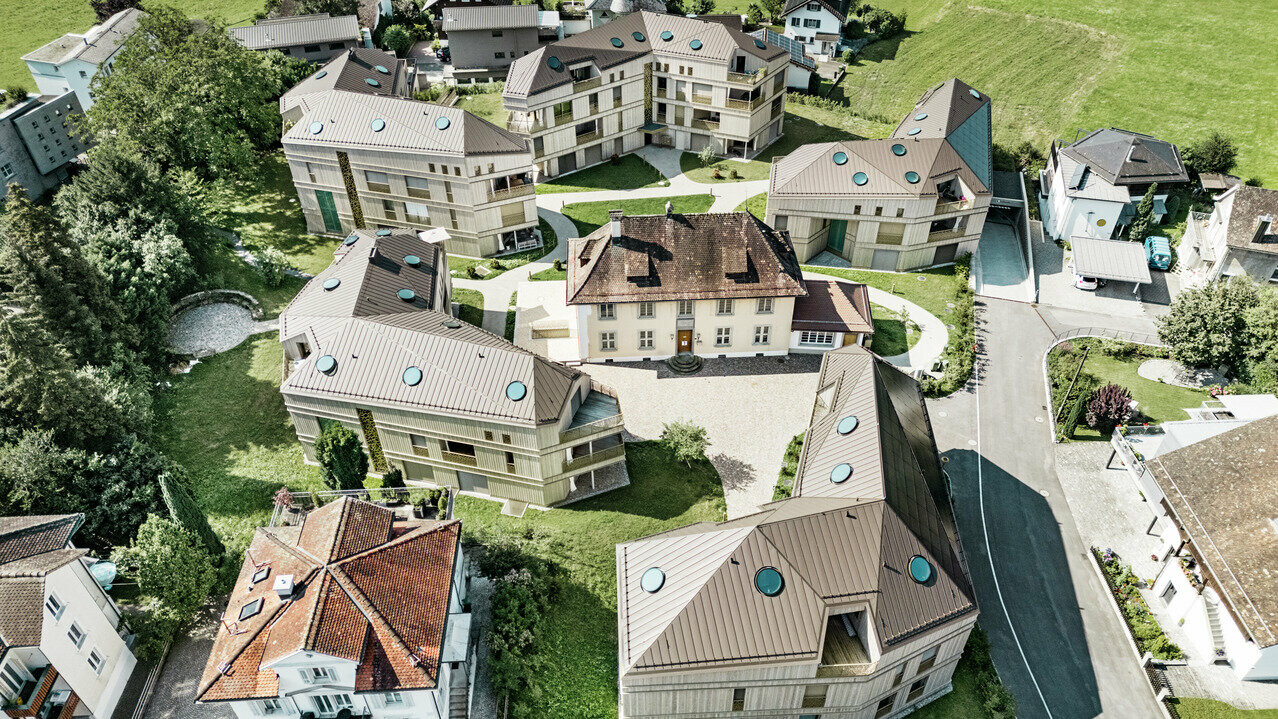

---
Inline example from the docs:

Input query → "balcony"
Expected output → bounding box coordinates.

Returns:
[928,228,969,242]
[576,129,601,143]
[690,118,720,132]
[488,183,535,203]
[690,93,713,106]
[725,95,766,112]
[934,198,972,214]
[561,441,626,475]
[655,88,667,99]
[815,616,875,678]
[553,109,574,126]
[4,665,56,719]
[366,182,391,194]
[572,76,601,93]
[506,115,543,133]
[726,69,765,86]
[406,186,430,200]
[560,387,624,444]
[441,451,478,467]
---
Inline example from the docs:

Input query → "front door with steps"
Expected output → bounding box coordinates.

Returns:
[677,329,692,353]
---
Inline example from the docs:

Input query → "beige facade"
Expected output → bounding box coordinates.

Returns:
[576,296,796,361]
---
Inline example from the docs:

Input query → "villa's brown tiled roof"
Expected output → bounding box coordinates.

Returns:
[791,279,873,335]
[1221,185,1278,256]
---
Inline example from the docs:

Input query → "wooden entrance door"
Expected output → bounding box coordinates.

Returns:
[677,330,692,353]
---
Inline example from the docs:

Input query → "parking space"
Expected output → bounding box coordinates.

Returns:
[1034,234,1176,319]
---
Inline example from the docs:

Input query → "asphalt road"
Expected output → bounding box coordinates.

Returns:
[929,298,1163,719]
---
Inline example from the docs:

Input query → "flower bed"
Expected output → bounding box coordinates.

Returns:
[1093,547,1184,660]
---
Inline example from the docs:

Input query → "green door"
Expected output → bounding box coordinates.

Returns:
[315,190,341,233]
[827,219,847,254]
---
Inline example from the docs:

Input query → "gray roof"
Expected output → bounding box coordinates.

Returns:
[441,4,538,31]
[281,48,413,114]
[283,90,529,157]
[22,7,140,66]
[281,231,580,425]
[230,14,360,50]
[617,347,975,673]
[1053,148,1130,203]
[891,78,988,140]
[1069,236,1152,284]
[1060,128,1189,187]
[1221,184,1278,256]
[770,137,990,198]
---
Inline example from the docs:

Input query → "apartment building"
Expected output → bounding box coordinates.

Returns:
[617,345,977,718]
[0,514,137,719]
[567,210,874,361]
[196,497,473,717]
[781,0,846,58]
[442,5,540,83]
[767,79,993,270]
[21,8,139,109]
[280,47,421,122]
[1177,184,1278,286]
[0,91,88,201]
[279,229,627,508]
[230,14,361,63]
[280,66,538,257]
[504,11,789,178]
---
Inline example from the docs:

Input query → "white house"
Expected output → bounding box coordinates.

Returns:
[1039,127,1189,241]
[0,514,138,719]
[1178,184,1278,287]
[749,29,816,90]
[21,8,141,109]
[781,0,845,58]
[196,497,473,718]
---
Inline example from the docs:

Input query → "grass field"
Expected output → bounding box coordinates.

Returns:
[446,217,559,280]
[805,265,963,348]
[870,303,921,356]
[1169,698,1278,719]
[561,194,715,236]
[453,90,508,126]
[452,287,486,328]
[536,155,666,194]
[737,192,767,219]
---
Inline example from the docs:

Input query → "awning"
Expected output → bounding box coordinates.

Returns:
[1070,236,1152,284]
[1153,198,1168,215]
[640,122,667,133]
[990,170,1025,208]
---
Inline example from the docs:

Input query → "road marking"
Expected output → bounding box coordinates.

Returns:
[975,357,1055,719]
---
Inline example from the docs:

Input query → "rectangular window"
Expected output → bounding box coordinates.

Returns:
[502,433,512,444]
[802,684,827,708]
[505,451,516,473]
[494,51,506,59]
[637,301,655,318]
[301,667,334,683]
[443,440,476,457]
[598,303,616,319]
[260,699,284,714]
[381,199,398,220]
[0,664,27,695]
[491,29,503,37]
[1160,583,1177,605]
[404,202,430,224]
[638,330,654,350]
[892,662,906,687]
[329,42,344,50]
[875,694,897,719]
[874,206,884,216]
[304,161,317,182]
[803,18,820,27]
[45,593,64,618]
[365,170,390,193]
[731,687,746,711]
[753,325,770,345]
[484,430,494,441]
[303,44,321,53]
[756,297,774,314]
[88,649,104,674]
[67,623,85,648]
[715,327,731,347]
[896,207,905,217]
[0,164,14,180]
[800,331,835,346]
[908,678,928,702]
[311,694,353,714]
[677,300,694,317]
[916,646,938,673]
[405,174,430,198]
[600,331,616,351]
[716,298,734,315]
[790,17,800,26]
[409,434,429,447]
[773,214,788,230]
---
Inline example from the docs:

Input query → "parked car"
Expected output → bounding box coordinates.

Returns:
[438,46,451,63]
[1145,235,1171,270]
[1069,263,1100,290]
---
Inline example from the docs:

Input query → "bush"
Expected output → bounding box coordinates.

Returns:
[313,423,369,491]
[1085,383,1134,434]
[382,466,405,489]
[660,420,710,467]
[382,24,413,56]
[1184,131,1238,176]
[697,145,717,168]
[729,168,741,179]
[256,246,293,287]
[965,626,1017,719]
[159,472,224,558]
[773,432,804,500]
[712,168,723,179]
[922,255,976,397]
[112,516,217,633]
[1060,389,1090,440]
[1094,548,1184,660]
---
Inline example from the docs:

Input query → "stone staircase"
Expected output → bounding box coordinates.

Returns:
[448,664,470,719]
[1205,594,1227,661]
[666,352,704,374]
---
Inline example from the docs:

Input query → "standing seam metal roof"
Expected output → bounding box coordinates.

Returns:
[230,14,360,50]
[1068,236,1152,284]
[441,4,539,31]
[770,137,989,198]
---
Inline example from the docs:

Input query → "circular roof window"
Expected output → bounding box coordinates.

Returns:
[689,39,703,50]
[315,355,337,374]
[832,151,848,166]
[633,31,646,41]
[905,171,921,184]
[376,228,392,236]
[442,318,462,329]
[315,70,327,79]
[660,30,673,41]
[830,462,852,483]
[365,78,380,87]
[375,64,390,74]
[547,56,563,71]
[308,121,324,135]
[404,254,421,267]
[907,127,921,136]
[370,118,385,132]
[914,112,928,121]
[754,39,767,49]
[852,172,869,186]
[640,567,665,593]
[402,366,423,386]
[891,143,907,156]
[435,116,451,131]
[755,567,784,597]
[837,415,858,435]
[323,278,341,291]
[506,380,528,401]
[969,88,981,99]
[610,37,624,47]
[397,288,416,301]
[909,555,934,584]
[343,233,359,245]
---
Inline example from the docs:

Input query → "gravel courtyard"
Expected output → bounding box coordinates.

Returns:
[584,354,824,518]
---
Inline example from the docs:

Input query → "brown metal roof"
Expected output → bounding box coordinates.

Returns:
[1146,415,1278,648]
[567,211,807,304]
[281,48,414,115]
[890,78,989,140]
[769,137,990,198]
[441,4,538,31]
[791,279,873,334]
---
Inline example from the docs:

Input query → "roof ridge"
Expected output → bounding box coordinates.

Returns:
[327,563,434,677]
[334,519,459,566]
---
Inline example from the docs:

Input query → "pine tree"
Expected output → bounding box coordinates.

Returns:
[313,424,369,491]
[1127,183,1158,243]
[159,472,224,558]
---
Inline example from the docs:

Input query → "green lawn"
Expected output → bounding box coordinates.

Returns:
[529,266,566,281]
[536,155,666,194]
[455,442,726,717]
[452,287,486,328]
[804,265,963,347]
[504,291,517,341]
[679,153,773,183]
[1169,698,1278,719]
[869,303,921,356]
[1054,346,1210,441]
[736,192,768,219]
[201,242,306,319]
[560,194,716,237]
[447,217,559,280]
[453,90,508,126]
[902,652,986,719]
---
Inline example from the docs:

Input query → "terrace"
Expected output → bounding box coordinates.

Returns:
[816,613,875,678]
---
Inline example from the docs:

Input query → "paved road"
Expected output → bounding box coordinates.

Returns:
[929,298,1162,719]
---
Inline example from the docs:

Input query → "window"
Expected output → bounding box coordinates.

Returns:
[492,29,504,37]
[892,662,906,687]
[874,206,883,216]
[382,199,398,220]
[365,170,390,193]
[790,17,800,25]
[716,298,734,315]
[908,677,927,702]
[303,44,321,53]
[304,161,317,183]
[773,214,788,230]
[300,666,334,683]
[87,649,104,674]
[259,699,285,714]
[753,326,770,345]
[638,330,654,350]
[875,694,897,718]
[1,663,28,697]
[600,331,617,351]
[79,70,87,78]
[0,163,13,180]
[65,622,85,648]
[45,593,64,618]
[383,692,410,706]
[442,440,476,457]
[494,52,506,59]
[404,202,430,224]
[311,694,353,714]
[502,433,512,444]
[731,687,746,711]
[637,301,655,318]
[677,299,694,317]
[896,207,905,218]
[802,684,828,708]
[409,433,429,448]
[505,451,516,473]
[715,327,731,347]
[484,430,494,441]
[803,18,820,27]
[239,597,264,621]
[329,42,344,50]
[916,646,938,673]
[1160,583,1177,605]
[756,297,774,314]
[598,303,616,319]
[800,331,835,346]
[405,174,430,198]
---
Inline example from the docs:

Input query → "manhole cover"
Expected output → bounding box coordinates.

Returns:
[1035,416,1044,423]
[936,411,948,418]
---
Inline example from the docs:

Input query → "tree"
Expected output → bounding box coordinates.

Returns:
[88,0,142,21]
[697,144,717,168]
[660,420,710,467]
[864,8,906,38]
[1126,183,1158,243]
[262,50,316,94]
[1184,132,1238,176]
[83,6,285,179]
[1156,276,1259,370]
[112,516,216,624]
[298,0,360,15]
[382,25,414,56]
[746,3,764,26]
[1,86,28,111]
[760,0,783,22]
[1085,383,1133,434]
[314,424,369,490]
[159,472,224,558]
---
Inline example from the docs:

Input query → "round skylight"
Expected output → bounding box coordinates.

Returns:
[907,127,921,136]
[370,118,386,132]
[366,78,381,87]
[914,112,928,121]
[830,462,852,483]
[316,355,337,374]
[905,171,921,184]
[610,37,624,47]
[633,31,646,41]
[404,254,421,267]
[909,555,934,584]
[891,143,907,156]
[755,567,784,597]
[969,88,981,99]
[754,39,767,49]
[397,288,416,301]
[376,228,392,236]
[506,380,528,401]
[640,567,665,593]
[832,151,848,166]
[315,70,327,79]
[402,366,423,386]
[442,318,462,329]
[375,64,390,74]
[547,56,563,71]
[660,30,673,41]
[689,39,703,50]
[852,172,869,186]
[343,233,359,245]
[308,121,324,135]
[435,116,451,131]
[323,278,341,291]
[837,415,859,435]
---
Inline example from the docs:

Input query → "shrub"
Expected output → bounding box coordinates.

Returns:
[697,145,717,168]
[660,420,710,467]
[712,168,723,179]
[112,516,217,627]
[1060,389,1090,440]
[553,258,564,272]
[773,432,804,500]
[1086,383,1134,434]
[922,256,976,397]
[839,48,854,63]
[729,168,741,179]
[313,424,369,491]
[159,472,224,558]
[382,466,405,489]
[1184,131,1238,176]
[256,246,293,287]
[382,24,413,56]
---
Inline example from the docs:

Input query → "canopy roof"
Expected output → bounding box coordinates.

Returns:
[1070,236,1152,284]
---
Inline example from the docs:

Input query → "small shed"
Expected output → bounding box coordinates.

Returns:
[1070,236,1152,292]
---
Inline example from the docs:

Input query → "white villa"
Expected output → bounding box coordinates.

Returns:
[781,0,846,58]
[1178,184,1278,287]
[21,8,140,109]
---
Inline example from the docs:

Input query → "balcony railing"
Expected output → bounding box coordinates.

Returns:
[934,198,972,214]
[690,93,713,106]
[561,442,625,475]
[269,486,453,527]
[488,184,535,203]
[406,186,430,200]
[3,665,56,719]
[576,129,601,143]
[726,69,765,86]
[506,115,542,133]
[411,445,430,458]
[771,102,783,119]
[690,118,719,132]
[725,95,766,111]
[366,182,391,194]
[815,661,876,678]
[928,228,968,242]
[441,451,478,467]
[553,109,574,125]
[572,76,601,93]
[655,88,667,99]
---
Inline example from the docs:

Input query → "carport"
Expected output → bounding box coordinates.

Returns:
[1070,236,1151,294]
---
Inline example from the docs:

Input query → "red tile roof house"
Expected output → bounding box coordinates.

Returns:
[196,497,473,718]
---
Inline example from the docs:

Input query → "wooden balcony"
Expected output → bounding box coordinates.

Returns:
[561,442,626,475]
[726,69,765,86]
[934,198,973,214]
[690,118,720,132]
[928,228,969,242]
[575,129,601,144]
[573,76,601,93]
[440,451,478,467]
[690,93,713,106]
[725,96,766,111]
[488,184,535,203]
[4,665,57,718]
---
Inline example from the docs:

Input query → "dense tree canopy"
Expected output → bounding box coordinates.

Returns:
[1184,131,1239,176]
[1156,277,1259,370]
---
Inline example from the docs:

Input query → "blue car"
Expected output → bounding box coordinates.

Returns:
[1145,235,1171,270]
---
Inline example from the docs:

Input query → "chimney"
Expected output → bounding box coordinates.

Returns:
[665,201,673,217]
[273,574,295,600]
[609,209,623,238]
[1126,141,1138,163]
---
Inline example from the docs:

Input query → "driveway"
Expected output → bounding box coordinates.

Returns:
[140,603,233,719]
[1034,235,1176,320]
[976,219,1033,303]
[584,354,824,518]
